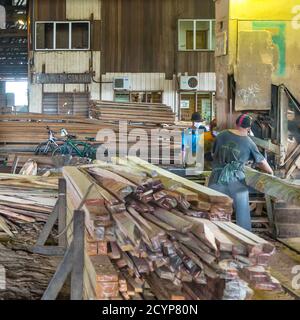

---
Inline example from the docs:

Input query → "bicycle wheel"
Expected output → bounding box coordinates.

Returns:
[52,144,72,157]
[71,141,87,157]
[86,146,96,160]
[35,142,51,155]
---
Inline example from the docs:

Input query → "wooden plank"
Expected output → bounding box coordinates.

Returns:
[0,216,13,237]
[152,207,193,233]
[42,243,74,300]
[245,167,300,206]
[58,179,67,248]
[127,156,232,204]
[71,210,85,300]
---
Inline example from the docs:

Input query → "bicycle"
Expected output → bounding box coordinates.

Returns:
[52,128,99,160]
[35,126,63,155]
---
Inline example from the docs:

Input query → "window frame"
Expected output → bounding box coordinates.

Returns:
[178,19,215,52]
[113,90,164,104]
[35,21,91,51]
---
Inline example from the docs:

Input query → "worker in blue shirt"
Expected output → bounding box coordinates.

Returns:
[182,112,207,166]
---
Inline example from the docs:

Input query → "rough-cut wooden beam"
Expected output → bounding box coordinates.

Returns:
[126,156,232,204]
[245,167,300,206]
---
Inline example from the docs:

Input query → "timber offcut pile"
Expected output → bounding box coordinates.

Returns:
[64,157,281,300]
[0,174,58,238]
[90,101,176,125]
[0,174,59,299]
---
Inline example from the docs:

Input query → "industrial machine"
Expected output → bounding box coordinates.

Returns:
[213,0,300,237]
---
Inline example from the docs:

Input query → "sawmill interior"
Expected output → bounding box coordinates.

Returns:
[0,0,300,306]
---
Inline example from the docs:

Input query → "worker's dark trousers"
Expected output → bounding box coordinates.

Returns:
[209,180,251,231]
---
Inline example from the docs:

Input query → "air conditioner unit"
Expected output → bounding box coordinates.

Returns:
[180,76,199,91]
[113,77,130,90]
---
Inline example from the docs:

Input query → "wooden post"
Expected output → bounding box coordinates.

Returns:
[265,195,276,236]
[11,155,19,174]
[58,178,67,248]
[41,243,74,300]
[42,210,85,300]
[71,210,85,300]
[35,202,58,247]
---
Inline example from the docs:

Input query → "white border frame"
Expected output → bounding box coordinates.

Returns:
[178,19,215,52]
[35,21,91,51]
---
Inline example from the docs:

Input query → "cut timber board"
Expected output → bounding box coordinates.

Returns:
[127,157,232,204]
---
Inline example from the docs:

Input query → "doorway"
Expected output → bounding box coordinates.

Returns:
[179,92,213,122]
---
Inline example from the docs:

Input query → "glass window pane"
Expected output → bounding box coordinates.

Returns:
[196,21,210,50]
[36,23,54,49]
[211,20,216,50]
[72,23,89,49]
[178,20,194,50]
[115,93,130,103]
[56,23,70,49]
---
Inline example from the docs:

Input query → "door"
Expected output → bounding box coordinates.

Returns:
[42,93,89,116]
[197,93,212,122]
[180,93,196,121]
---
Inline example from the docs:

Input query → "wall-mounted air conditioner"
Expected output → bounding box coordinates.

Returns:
[113,77,130,90]
[180,76,199,91]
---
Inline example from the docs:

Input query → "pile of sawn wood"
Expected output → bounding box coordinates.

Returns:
[0,174,60,299]
[64,157,282,300]
[0,114,181,163]
[89,101,176,125]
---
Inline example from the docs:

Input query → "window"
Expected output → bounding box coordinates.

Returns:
[178,19,215,51]
[114,91,163,104]
[36,23,54,49]
[72,23,89,49]
[35,21,90,50]
[56,23,69,49]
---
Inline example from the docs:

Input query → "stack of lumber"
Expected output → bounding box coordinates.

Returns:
[0,114,181,163]
[90,101,176,125]
[0,173,69,300]
[0,173,58,238]
[63,157,281,300]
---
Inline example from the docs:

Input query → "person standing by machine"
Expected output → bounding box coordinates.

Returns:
[208,114,274,231]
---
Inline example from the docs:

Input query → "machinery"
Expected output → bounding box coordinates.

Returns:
[213,0,300,237]
[248,85,300,180]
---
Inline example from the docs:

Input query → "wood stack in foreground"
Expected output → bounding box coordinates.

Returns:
[90,101,176,125]
[63,157,281,300]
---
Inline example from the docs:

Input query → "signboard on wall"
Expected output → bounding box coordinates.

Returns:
[215,31,227,57]
[36,73,92,84]
[180,100,190,109]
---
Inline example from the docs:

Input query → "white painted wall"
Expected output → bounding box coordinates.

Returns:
[66,0,101,20]
[29,51,101,112]
[101,73,177,111]
[0,5,5,29]
[101,72,216,114]
[29,84,43,113]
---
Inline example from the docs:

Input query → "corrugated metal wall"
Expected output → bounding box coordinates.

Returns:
[198,72,216,91]
[30,51,101,112]
[101,73,176,111]
[101,72,216,113]
[29,84,43,113]
[66,0,101,20]
[42,93,90,116]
